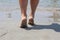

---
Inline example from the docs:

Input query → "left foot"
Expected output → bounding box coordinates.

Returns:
[28,18,35,26]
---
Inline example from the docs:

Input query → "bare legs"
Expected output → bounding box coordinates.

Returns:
[19,0,28,20]
[30,0,39,19]
[19,0,28,28]
[19,0,39,28]
[28,0,39,25]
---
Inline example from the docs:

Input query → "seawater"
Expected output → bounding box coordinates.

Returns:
[0,0,60,24]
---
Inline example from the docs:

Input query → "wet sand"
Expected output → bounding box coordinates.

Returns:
[0,9,60,40]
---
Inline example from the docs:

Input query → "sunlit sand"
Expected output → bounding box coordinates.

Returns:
[0,0,60,40]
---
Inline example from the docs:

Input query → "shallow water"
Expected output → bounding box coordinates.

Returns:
[0,0,60,25]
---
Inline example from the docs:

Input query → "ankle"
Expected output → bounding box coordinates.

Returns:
[29,16,34,19]
[21,17,27,20]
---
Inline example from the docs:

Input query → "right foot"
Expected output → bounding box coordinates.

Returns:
[20,18,28,28]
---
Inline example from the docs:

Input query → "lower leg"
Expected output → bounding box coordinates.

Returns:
[29,0,39,19]
[28,0,39,25]
[19,0,28,20]
[19,0,28,28]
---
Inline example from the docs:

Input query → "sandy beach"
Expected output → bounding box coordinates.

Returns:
[0,0,60,40]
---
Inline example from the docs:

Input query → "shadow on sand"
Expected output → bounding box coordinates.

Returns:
[29,23,60,32]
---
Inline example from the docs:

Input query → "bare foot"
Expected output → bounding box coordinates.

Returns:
[20,18,27,28]
[28,18,35,26]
